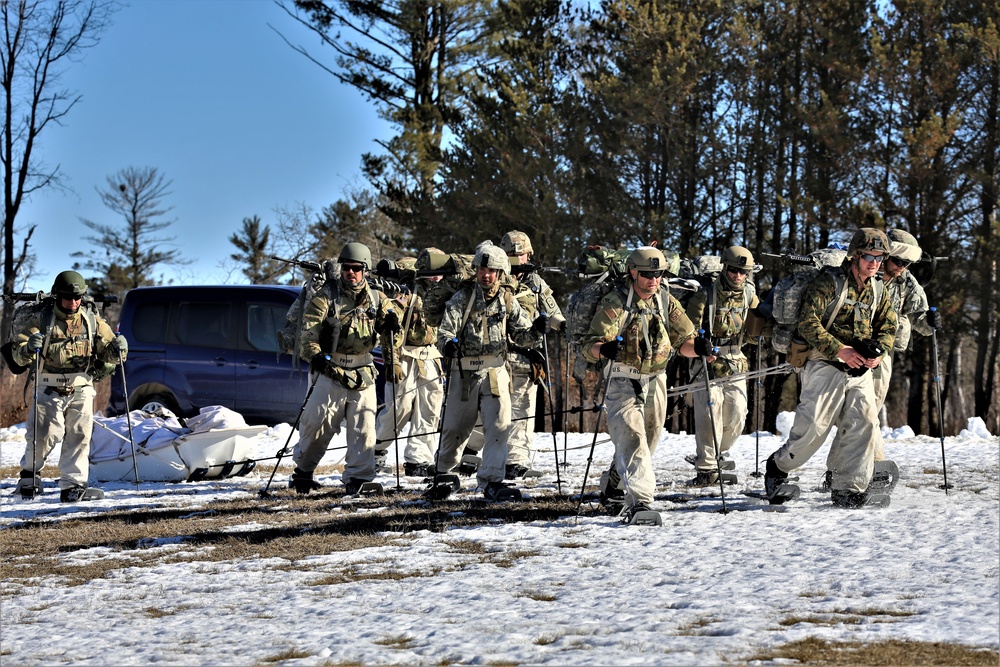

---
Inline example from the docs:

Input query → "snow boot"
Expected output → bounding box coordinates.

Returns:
[483,481,522,502]
[505,464,531,480]
[684,454,736,471]
[374,449,390,473]
[821,470,833,491]
[288,468,321,495]
[404,462,434,477]
[763,455,799,505]
[60,486,104,502]
[15,470,42,500]
[599,465,625,507]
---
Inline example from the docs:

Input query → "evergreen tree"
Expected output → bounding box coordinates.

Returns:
[229,216,284,284]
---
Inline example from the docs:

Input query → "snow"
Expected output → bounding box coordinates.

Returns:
[1,414,998,666]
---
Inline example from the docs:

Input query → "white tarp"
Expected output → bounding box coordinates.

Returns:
[91,406,266,482]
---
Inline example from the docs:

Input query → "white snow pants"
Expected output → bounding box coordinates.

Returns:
[435,366,511,486]
[774,361,879,493]
[505,368,537,467]
[22,384,96,490]
[605,373,668,507]
[691,375,748,470]
[293,373,378,483]
[375,356,444,465]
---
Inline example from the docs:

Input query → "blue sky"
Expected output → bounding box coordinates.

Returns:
[15,0,392,292]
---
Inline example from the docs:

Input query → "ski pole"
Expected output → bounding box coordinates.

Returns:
[118,348,140,490]
[575,337,620,519]
[540,327,563,496]
[259,359,324,497]
[429,339,460,482]
[751,335,763,478]
[28,344,42,498]
[928,308,951,493]
[388,326,403,491]
[697,330,728,514]
[562,329,570,467]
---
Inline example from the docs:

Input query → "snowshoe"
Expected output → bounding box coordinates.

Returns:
[831,489,889,509]
[403,462,435,477]
[686,470,738,487]
[423,473,461,500]
[356,482,385,496]
[743,485,800,504]
[621,503,662,526]
[505,464,543,480]
[60,486,104,502]
[482,481,522,502]
[458,453,482,476]
[15,472,42,500]
[684,454,736,471]
[761,454,799,505]
[871,460,900,492]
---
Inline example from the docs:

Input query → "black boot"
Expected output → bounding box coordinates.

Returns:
[60,486,104,502]
[288,468,320,495]
[764,455,788,497]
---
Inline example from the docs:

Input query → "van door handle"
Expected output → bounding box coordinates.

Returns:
[213,357,227,366]
[245,361,260,369]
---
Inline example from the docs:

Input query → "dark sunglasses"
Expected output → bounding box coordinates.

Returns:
[58,294,83,301]
[859,253,885,263]
[637,270,665,279]
[888,257,911,268]
[341,264,365,273]
[727,267,750,276]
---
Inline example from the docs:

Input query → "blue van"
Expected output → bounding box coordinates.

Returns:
[107,285,384,426]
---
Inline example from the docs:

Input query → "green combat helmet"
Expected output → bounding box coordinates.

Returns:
[847,228,890,258]
[500,231,533,258]
[51,270,88,298]
[339,242,372,271]
[722,246,755,272]
[887,229,923,263]
[416,247,450,272]
[627,246,667,272]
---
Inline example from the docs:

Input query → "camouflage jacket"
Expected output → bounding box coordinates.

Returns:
[12,302,117,377]
[437,282,540,374]
[380,284,441,383]
[797,267,897,360]
[581,283,696,375]
[299,278,395,388]
[884,270,931,351]
[685,276,759,375]
[506,273,564,371]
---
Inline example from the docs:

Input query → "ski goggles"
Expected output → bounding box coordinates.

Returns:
[859,253,885,263]
[637,270,665,279]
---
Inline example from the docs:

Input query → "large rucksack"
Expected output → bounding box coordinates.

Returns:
[565,246,631,380]
[276,260,337,360]
[420,253,476,327]
[672,255,756,339]
[1,293,115,381]
[764,247,884,353]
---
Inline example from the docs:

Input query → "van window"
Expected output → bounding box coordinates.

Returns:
[131,303,169,344]
[246,303,285,353]
[176,302,231,348]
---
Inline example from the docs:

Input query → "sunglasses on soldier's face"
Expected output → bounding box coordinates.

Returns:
[727,267,750,276]
[341,264,365,274]
[888,257,911,268]
[637,270,665,279]
[859,253,885,263]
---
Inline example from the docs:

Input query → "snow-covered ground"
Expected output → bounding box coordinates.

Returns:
[1,414,997,666]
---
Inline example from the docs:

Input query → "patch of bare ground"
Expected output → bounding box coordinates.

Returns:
[750,637,1000,665]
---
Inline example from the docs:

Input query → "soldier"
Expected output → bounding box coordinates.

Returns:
[288,242,399,495]
[432,243,548,500]
[11,270,127,502]
[373,255,445,477]
[581,247,704,523]
[876,229,937,426]
[499,231,565,479]
[765,228,897,508]
[685,246,759,486]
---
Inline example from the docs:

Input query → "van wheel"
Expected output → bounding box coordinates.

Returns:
[137,393,180,417]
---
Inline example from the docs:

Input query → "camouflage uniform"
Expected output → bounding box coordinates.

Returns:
[435,281,541,488]
[293,276,395,487]
[374,273,445,471]
[685,273,758,474]
[770,256,897,495]
[581,284,697,508]
[874,269,931,410]
[12,301,119,492]
[504,270,565,472]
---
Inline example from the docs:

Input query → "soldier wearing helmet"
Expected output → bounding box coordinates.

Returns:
[765,228,898,508]
[580,246,705,523]
[871,229,935,435]
[372,253,446,478]
[289,242,399,495]
[684,246,760,487]
[429,240,549,501]
[498,231,565,479]
[11,270,127,502]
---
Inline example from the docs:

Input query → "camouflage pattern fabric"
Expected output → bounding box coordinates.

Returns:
[12,301,118,375]
[884,269,931,352]
[437,283,539,363]
[685,276,759,376]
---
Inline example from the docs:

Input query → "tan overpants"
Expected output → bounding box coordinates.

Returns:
[375,356,444,465]
[605,373,668,507]
[435,366,511,486]
[22,384,96,490]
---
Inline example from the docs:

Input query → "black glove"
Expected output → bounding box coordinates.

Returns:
[109,334,129,356]
[310,354,332,374]
[693,337,713,357]
[381,311,401,334]
[599,338,621,361]
[852,338,884,360]
[927,308,942,329]
[532,314,549,335]
[557,319,567,334]
[443,339,461,359]
[27,331,44,352]
[524,348,546,367]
